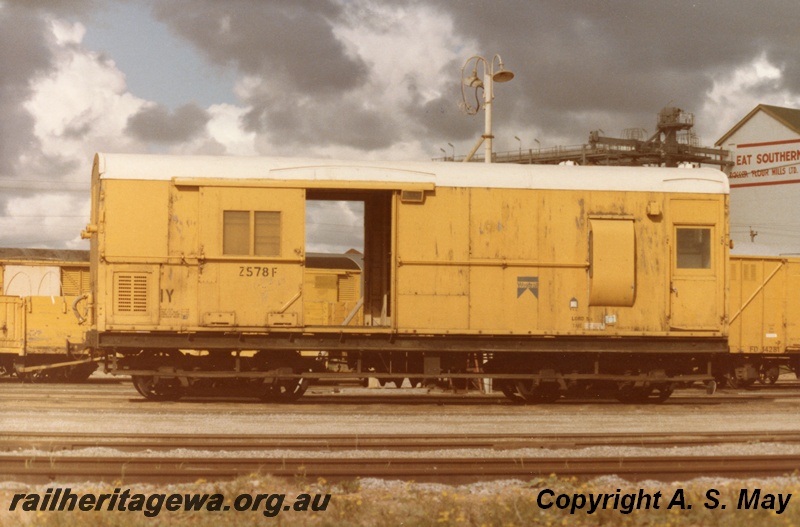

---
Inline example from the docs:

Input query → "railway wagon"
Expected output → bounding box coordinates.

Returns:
[0,248,96,381]
[727,255,800,385]
[83,153,731,402]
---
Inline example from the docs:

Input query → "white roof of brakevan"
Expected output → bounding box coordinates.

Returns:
[94,153,729,194]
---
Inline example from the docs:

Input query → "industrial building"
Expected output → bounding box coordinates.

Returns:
[715,104,800,256]
[441,107,731,169]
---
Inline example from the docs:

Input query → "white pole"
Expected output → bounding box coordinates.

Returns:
[484,70,493,163]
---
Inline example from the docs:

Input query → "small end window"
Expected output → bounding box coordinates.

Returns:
[676,228,711,269]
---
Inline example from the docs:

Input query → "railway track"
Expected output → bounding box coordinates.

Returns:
[3,453,800,484]
[4,430,800,452]
[3,431,800,484]
[6,386,800,409]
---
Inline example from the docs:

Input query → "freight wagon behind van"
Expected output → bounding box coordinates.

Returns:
[0,248,96,381]
[727,255,800,386]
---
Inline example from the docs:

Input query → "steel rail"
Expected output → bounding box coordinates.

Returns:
[4,430,800,453]
[2,454,799,484]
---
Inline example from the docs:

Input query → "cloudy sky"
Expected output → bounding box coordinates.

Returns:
[2,0,800,250]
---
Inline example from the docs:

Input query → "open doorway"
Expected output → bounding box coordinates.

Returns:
[305,190,393,327]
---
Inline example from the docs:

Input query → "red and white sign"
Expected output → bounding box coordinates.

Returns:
[729,138,800,188]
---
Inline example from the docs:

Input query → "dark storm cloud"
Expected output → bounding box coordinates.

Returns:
[0,1,97,184]
[243,88,395,150]
[152,1,367,93]
[126,103,211,144]
[0,4,54,177]
[144,0,800,151]
[151,0,383,149]
[3,0,98,14]
[438,0,800,142]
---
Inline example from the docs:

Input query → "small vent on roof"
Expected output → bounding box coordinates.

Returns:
[400,190,425,203]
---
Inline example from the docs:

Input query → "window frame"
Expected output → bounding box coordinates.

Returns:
[675,226,712,270]
[222,209,282,257]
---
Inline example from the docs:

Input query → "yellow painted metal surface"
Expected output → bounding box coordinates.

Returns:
[96,174,307,331]
[395,188,728,336]
[729,256,800,354]
[0,296,24,353]
[589,218,635,306]
[0,296,88,356]
[667,199,726,330]
[0,257,91,357]
[91,155,728,339]
[303,268,362,326]
[24,297,88,355]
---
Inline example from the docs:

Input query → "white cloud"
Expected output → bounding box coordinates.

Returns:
[5,16,150,248]
[232,3,473,161]
[50,16,85,46]
[700,54,800,143]
[205,103,257,155]
[23,19,147,177]
[1,191,89,249]
[334,3,463,108]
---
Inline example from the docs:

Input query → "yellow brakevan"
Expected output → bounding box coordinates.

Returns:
[83,153,731,402]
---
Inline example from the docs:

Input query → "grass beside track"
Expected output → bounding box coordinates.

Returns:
[2,473,800,526]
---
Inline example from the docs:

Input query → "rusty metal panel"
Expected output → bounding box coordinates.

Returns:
[531,191,590,333]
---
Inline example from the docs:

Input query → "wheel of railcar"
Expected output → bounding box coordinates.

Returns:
[0,359,14,377]
[615,383,648,403]
[726,373,756,389]
[644,383,675,403]
[449,370,469,391]
[615,382,674,403]
[515,379,561,404]
[261,373,309,403]
[758,364,780,385]
[16,369,45,383]
[483,359,526,404]
[254,352,309,403]
[497,380,526,404]
[131,375,184,401]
